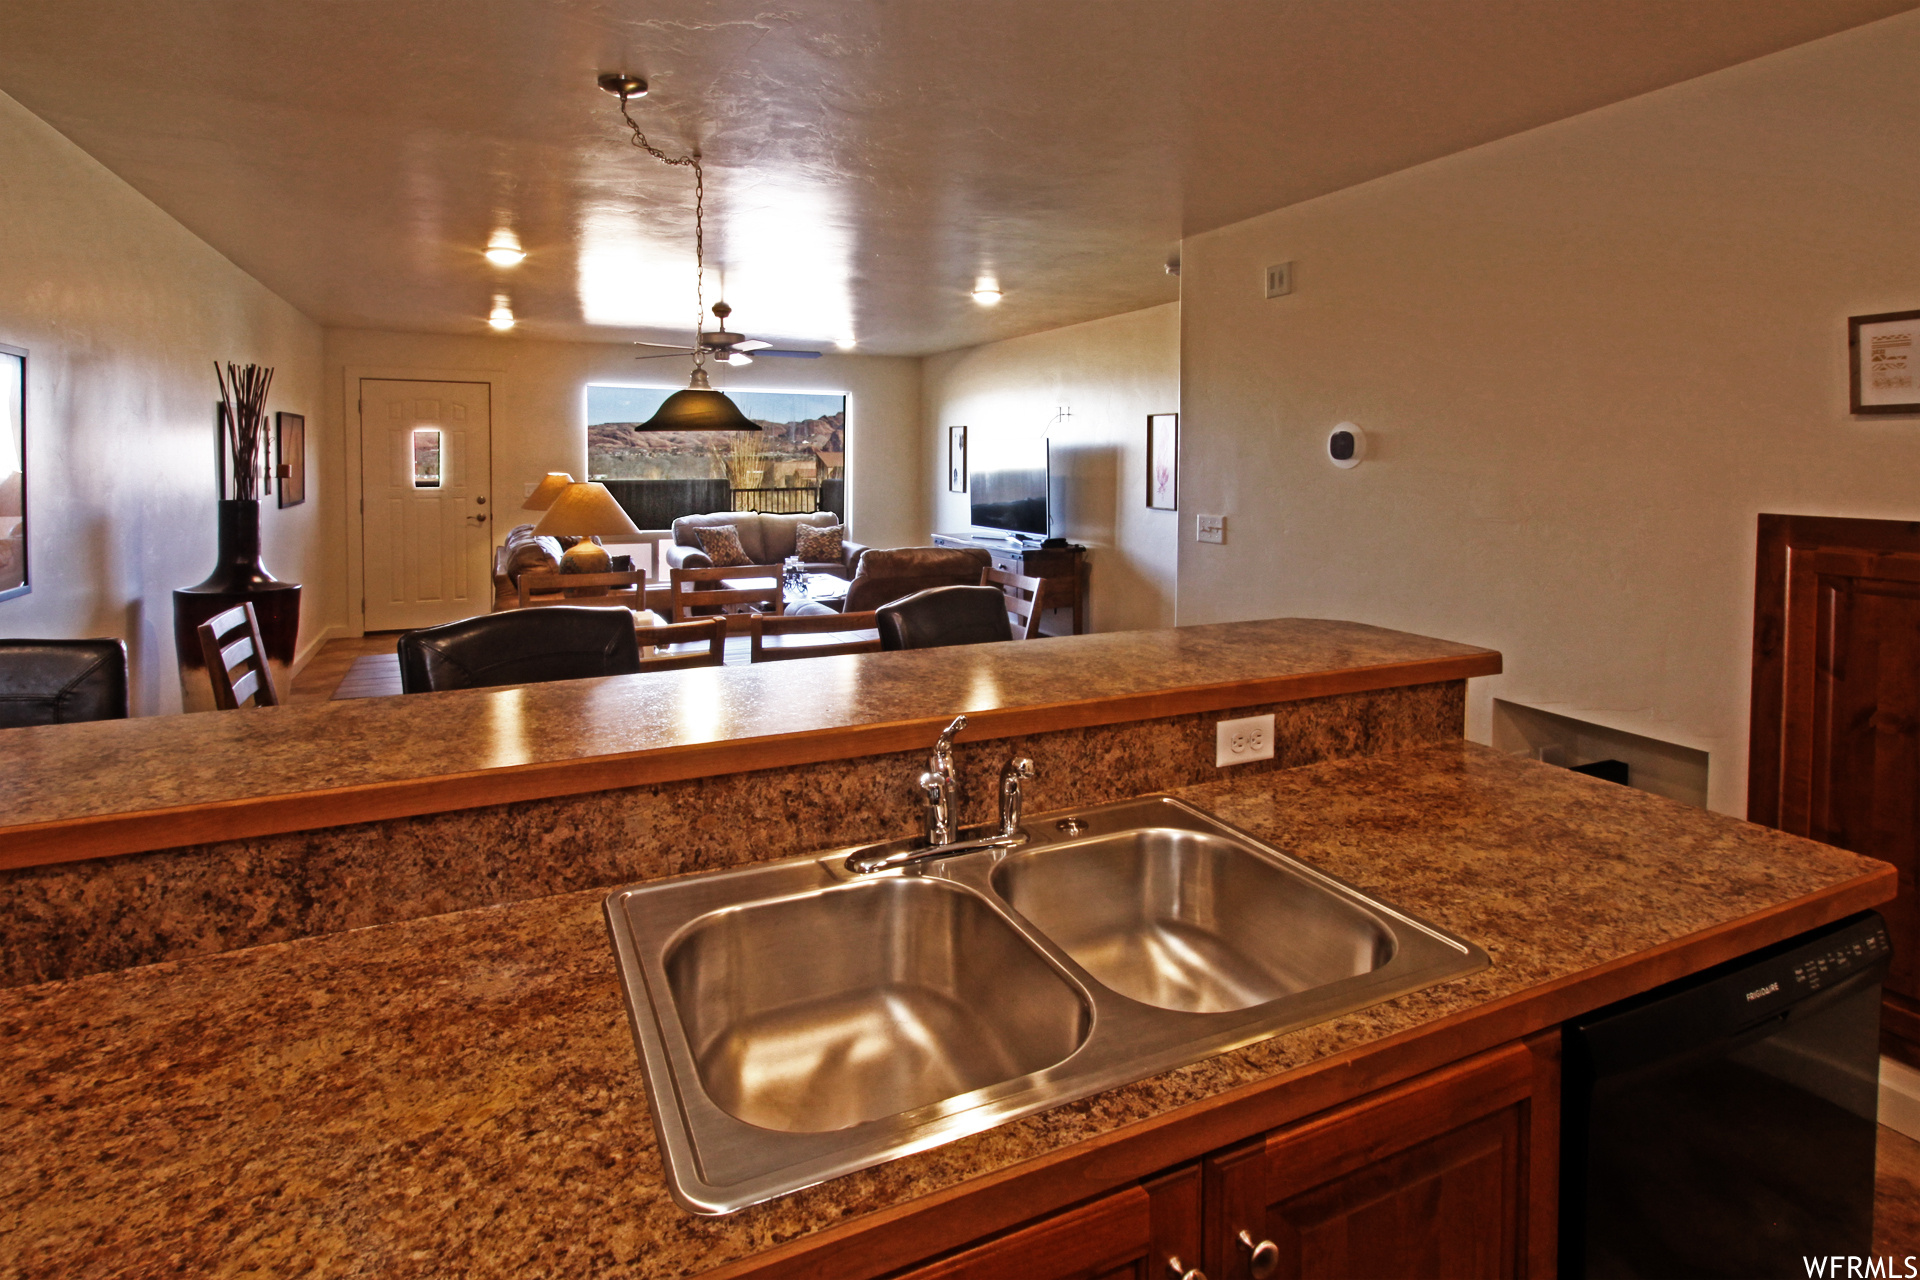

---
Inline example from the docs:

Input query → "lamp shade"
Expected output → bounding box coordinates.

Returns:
[530,482,641,539]
[635,365,762,433]
[523,472,575,510]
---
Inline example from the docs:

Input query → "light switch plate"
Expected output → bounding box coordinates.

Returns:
[1216,713,1276,767]
[1264,262,1294,298]
[1196,514,1226,544]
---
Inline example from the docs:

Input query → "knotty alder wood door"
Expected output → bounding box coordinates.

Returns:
[1749,514,1920,1066]
[1202,1037,1559,1280]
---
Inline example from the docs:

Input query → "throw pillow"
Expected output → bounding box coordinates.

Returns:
[693,524,753,567]
[794,523,844,563]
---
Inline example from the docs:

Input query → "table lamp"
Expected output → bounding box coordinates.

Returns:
[523,472,575,511]
[531,482,641,590]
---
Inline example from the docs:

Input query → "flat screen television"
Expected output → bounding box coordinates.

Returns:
[970,433,1049,538]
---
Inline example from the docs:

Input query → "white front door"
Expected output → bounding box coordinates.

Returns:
[360,379,493,631]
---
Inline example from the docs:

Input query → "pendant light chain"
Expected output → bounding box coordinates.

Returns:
[616,96,706,355]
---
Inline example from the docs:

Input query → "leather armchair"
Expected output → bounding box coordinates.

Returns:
[0,639,129,727]
[876,586,1014,651]
[397,608,641,693]
[841,546,991,614]
[665,511,865,577]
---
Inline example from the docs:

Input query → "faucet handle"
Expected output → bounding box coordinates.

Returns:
[998,756,1036,836]
[934,714,967,755]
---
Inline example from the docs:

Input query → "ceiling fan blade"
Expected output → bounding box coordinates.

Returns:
[633,352,692,360]
[633,341,697,352]
[756,349,823,359]
[732,340,771,352]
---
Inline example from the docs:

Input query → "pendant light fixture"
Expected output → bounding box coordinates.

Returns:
[601,74,761,434]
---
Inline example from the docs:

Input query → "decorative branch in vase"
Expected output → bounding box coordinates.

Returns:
[214,362,274,500]
[172,362,301,713]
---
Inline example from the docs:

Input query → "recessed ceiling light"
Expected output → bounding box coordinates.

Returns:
[835,338,856,351]
[484,245,526,267]
[972,287,1003,306]
[488,296,515,331]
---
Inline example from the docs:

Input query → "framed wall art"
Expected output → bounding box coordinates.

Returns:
[276,411,306,507]
[0,344,25,602]
[1850,310,1920,413]
[1147,412,1178,510]
[948,424,967,493]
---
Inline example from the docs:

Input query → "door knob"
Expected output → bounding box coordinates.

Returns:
[1237,1230,1279,1279]
[1165,1257,1206,1280]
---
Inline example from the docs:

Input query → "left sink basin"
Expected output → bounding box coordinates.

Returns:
[665,877,1091,1133]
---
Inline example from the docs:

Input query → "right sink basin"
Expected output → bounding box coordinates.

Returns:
[990,827,1397,1014]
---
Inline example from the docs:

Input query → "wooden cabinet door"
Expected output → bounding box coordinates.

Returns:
[1202,1037,1559,1280]
[896,1165,1200,1280]
[1750,515,1920,1064]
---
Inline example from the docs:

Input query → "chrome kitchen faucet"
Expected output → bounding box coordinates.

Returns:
[844,715,1035,873]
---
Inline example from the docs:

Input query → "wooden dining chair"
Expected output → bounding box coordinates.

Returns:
[748,610,882,663]
[638,617,728,672]
[666,564,785,630]
[985,566,1046,640]
[516,569,648,609]
[197,603,280,709]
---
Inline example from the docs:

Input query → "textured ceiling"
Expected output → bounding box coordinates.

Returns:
[0,0,1911,355]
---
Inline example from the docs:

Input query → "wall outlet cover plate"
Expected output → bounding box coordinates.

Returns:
[1216,713,1276,766]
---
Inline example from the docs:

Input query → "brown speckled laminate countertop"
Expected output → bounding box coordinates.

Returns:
[0,743,1890,1279]
[0,619,1496,870]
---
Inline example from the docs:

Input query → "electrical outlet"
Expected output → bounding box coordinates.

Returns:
[1216,713,1276,767]
[1195,514,1226,544]
[1264,262,1294,298]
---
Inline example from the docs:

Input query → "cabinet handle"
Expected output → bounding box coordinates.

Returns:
[1165,1257,1206,1280]
[1237,1230,1279,1279]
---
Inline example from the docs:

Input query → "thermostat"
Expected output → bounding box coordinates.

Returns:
[1327,422,1366,469]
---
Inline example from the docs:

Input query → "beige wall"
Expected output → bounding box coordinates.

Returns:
[322,328,922,615]
[924,304,1181,632]
[0,90,334,716]
[1178,12,1920,814]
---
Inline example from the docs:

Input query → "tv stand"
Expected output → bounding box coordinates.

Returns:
[933,532,1088,635]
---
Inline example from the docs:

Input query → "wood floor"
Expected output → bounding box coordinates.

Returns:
[287,633,400,705]
[1880,1124,1920,1256]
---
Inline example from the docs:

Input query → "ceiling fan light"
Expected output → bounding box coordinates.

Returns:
[635,366,763,432]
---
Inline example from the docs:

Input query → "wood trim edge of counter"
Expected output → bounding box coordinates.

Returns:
[0,650,1499,873]
[707,863,1894,1280]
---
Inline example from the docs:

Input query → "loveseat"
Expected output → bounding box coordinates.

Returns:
[664,511,866,576]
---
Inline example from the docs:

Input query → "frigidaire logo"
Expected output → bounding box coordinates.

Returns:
[1746,982,1780,1001]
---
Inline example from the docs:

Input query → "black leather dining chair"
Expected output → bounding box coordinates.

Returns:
[397,608,642,693]
[875,586,1015,651]
[0,638,130,727]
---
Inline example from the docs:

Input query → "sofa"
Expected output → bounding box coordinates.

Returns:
[827,545,992,613]
[665,511,866,577]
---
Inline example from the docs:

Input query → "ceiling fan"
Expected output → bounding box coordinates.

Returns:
[633,302,823,366]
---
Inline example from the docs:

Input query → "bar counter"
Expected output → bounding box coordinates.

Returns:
[0,619,1497,870]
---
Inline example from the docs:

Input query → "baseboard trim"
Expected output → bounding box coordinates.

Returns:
[1882,1055,1920,1139]
[292,624,347,678]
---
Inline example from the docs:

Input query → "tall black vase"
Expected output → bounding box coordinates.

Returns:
[173,499,302,711]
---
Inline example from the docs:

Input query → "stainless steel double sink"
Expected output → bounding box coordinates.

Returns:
[604,795,1489,1214]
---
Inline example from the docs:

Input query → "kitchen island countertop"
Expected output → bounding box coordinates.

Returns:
[0,740,1891,1278]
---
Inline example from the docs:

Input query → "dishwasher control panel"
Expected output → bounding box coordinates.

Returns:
[1791,921,1890,992]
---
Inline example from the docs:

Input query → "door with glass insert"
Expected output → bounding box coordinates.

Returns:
[360,379,492,630]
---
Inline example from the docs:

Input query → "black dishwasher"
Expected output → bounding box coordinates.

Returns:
[1561,910,1889,1279]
